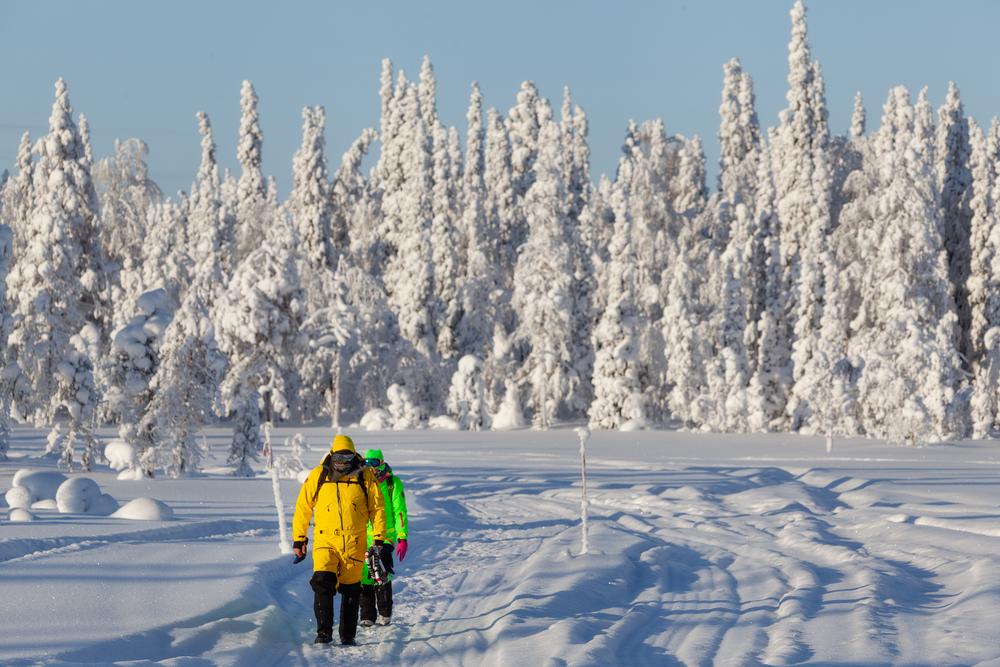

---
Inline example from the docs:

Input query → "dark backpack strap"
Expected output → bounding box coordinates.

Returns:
[311,458,330,505]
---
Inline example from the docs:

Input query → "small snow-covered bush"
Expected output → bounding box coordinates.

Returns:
[8,508,35,522]
[360,408,391,430]
[55,477,115,515]
[112,497,173,521]
[428,415,460,430]
[105,440,144,480]
[273,433,310,480]
[5,486,32,509]
[12,469,67,501]
[104,440,136,471]
[492,381,526,431]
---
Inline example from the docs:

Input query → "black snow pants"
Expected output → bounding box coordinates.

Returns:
[360,581,394,621]
[310,571,361,642]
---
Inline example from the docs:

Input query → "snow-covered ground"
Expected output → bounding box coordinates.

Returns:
[2,425,1000,666]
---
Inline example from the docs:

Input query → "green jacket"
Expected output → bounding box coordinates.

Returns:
[366,474,408,545]
[363,473,408,585]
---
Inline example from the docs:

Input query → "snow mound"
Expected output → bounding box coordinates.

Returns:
[12,469,67,502]
[55,477,116,515]
[104,440,137,472]
[8,508,35,522]
[360,408,391,430]
[428,415,460,430]
[5,486,32,510]
[30,499,59,511]
[112,497,174,521]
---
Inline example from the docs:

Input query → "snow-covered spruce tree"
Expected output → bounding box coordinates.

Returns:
[457,83,504,361]
[662,240,712,428]
[187,111,231,304]
[431,123,463,361]
[767,0,830,429]
[559,92,596,418]
[671,135,709,223]
[104,289,173,476]
[0,132,33,257]
[298,258,357,426]
[7,79,99,426]
[0,224,13,460]
[145,293,226,477]
[968,118,1000,436]
[485,107,521,291]
[854,87,966,443]
[234,80,268,266]
[139,199,191,307]
[746,136,793,431]
[334,127,376,261]
[718,58,761,211]
[52,326,101,472]
[850,91,866,141]
[93,138,164,327]
[289,106,333,272]
[418,55,438,130]
[507,81,546,200]
[384,84,437,363]
[718,60,768,377]
[339,263,405,418]
[216,216,304,475]
[512,120,578,429]
[588,170,645,429]
[936,81,974,366]
[447,355,489,431]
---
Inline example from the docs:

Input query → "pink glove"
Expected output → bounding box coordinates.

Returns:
[395,538,408,561]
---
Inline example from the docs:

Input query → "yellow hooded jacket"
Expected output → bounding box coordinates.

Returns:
[293,439,387,583]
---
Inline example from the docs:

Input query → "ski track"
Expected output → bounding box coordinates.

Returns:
[11,459,997,665]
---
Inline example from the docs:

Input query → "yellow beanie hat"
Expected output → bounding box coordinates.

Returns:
[331,434,356,454]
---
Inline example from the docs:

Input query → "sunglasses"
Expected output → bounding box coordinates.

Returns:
[365,458,384,468]
[330,452,355,463]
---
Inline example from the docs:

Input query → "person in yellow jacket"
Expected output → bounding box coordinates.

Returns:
[292,434,387,646]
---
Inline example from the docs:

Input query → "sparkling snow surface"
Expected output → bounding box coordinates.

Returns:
[2,425,1000,665]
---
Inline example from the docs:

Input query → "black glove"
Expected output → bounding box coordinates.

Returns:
[292,538,308,564]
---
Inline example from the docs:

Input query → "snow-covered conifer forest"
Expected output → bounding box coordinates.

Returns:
[1,0,998,477]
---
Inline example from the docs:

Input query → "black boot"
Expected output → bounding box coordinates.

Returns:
[375,580,394,622]
[359,583,377,626]
[338,581,361,644]
[310,571,338,643]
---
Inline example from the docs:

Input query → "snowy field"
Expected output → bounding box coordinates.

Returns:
[3,426,1000,666]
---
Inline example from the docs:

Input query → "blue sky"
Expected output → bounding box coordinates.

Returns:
[1,1,998,197]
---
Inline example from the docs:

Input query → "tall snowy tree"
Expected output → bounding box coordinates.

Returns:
[289,106,332,272]
[854,87,966,443]
[589,172,644,429]
[512,121,577,429]
[936,81,974,366]
[104,289,173,476]
[216,216,304,475]
[234,80,268,264]
[188,111,231,303]
[145,293,226,477]
[7,79,101,426]
[0,225,13,460]
[967,118,1000,436]
[485,107,520,291]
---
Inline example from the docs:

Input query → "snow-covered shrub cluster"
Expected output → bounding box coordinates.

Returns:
[3,468,117,516]
[0,0,996,466]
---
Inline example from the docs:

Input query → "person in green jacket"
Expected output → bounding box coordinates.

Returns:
[359,448,409,627]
